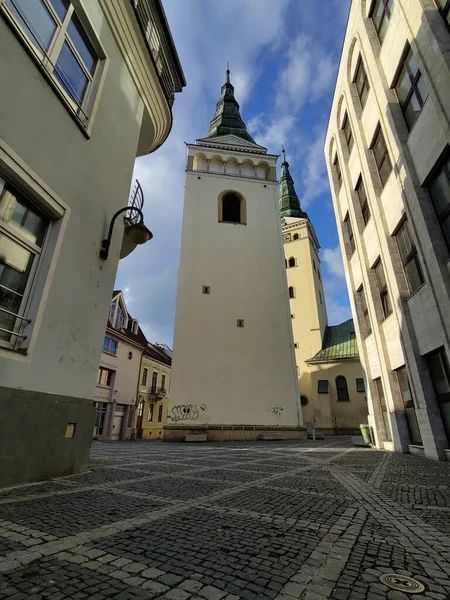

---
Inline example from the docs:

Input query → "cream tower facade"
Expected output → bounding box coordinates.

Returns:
[325,0,450,459]
[280,153,367,433]
[166,71,301,441]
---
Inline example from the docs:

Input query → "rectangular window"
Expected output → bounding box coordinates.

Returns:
[428,154,450,252]
[115,306,124,330]
[161,374,166,391]
[356,378,366,393]
[436,0,450,28]
[342,113,354,154]
[0,182,49,347]
[394,220,424,294]
[103,336,117,355]
[2,0,100,126]
[97,367,113,387]
[148,403,154,422]
[344,213,356,255]
[395,48,429,131]
[371,0,394,44]
[375,378,392,441]
[355,177,370,226]
[94,402,107,436]
[333,155,342,189]
[354,56,370,109]
[158,405,163,423]
[358,286,372,335]
[374,259,392,319]
[426,348,450,440]
[318,380,329,394]
[371,127,392,188]
[151,371,158,394]
[142,367,148,387]
[396,366,422,445]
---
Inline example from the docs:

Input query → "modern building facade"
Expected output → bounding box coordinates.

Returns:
[281,152,367,433]
[94,291,147,441]
[166,70,301,441]
[325,0,450,459]
[135,343,172,440]
[0,0,185,485]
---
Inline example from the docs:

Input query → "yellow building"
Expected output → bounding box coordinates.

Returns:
[136,344,172,440]
[281,151,367,434]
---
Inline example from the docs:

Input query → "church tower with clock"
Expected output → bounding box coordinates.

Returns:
[165,70,302,441]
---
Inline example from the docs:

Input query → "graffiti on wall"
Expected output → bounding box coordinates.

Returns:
[171,404,207,422]
[268,406,284,418]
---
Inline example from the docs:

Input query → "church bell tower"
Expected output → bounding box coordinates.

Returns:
[165,71,301,441]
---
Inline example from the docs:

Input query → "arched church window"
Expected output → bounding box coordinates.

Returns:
[288,257,296,268]
[293,233,299,240]
[220,191,246,224]
[336,376,349,401]
[289,286,295,299]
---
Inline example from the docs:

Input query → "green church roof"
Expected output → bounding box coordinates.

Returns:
[307,319,359,363]
[279,150,308,219]
[204,69,256,144]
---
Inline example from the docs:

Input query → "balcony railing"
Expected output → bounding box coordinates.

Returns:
[127,180,144,224]
[150,387,166,399]
[130,0,185,108]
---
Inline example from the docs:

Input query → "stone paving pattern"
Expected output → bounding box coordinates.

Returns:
[0,438,450,599]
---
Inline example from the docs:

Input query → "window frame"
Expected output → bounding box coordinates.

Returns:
[358,285,372,336]
[371,126,392,188]
[161,373,166,391]
[103,335,117,356]
[288,286,295,299]
[370,0,394,44]
[288,257,296,268]
[336,376,350,401]
[318,380,329,394]
[394,47,428,131]
[219,191,246,225]
[356,378,366,393]
[1,0,107,133]
[356,176,370,226]
[342,113,354,154]
[354,56,370,109]
[394,219,424,295]
[333,154,342,189]
[436,0,450,30]
[97,367,113,387]
[151,370,158,394]
[344,212,356,256]
[157,404,163,423]
[373,258,393,320]
[428,153,450,253]
[142,367,148,387]
[374,377,392,441]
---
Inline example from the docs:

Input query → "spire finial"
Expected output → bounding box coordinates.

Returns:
[226,63,230,83]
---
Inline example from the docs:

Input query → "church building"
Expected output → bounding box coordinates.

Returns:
[280,151,367,434]
[165,71,301,441]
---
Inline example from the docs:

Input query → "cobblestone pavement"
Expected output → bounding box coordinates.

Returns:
[1,438,450,600]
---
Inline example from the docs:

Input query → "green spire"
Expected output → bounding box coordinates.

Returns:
[279,149,308,219]
[204,69,256,144]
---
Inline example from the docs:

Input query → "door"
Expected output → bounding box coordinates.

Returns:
[111,406,125,440]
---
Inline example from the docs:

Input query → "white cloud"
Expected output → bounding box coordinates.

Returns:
[321,245,352,325]
[322,246,346,282]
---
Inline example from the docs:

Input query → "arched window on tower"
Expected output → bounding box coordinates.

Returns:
[336,376,349,401]
[288,257,296,268]
[219,191,246,224]
[289,286,295,299]
[293,233,299,240]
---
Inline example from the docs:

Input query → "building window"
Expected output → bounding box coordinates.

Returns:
[318,269,321,281]
[318,380,329,394]
[344,213,356,255]
[289,286,295,299]
[396,366,422,445]
[293,233,299,240]
[300,396,309,406]
[220,191,245,224]
[356,378,365,393]
[142,367,148,387]
[356,177,370,225]
[375,377,392,441]
[115,305,124,330]
[333,155,342,189]
[94,402,107,436]
[237,319,244,328]
[97,367,113,387]
[342,113,354,154]
[336,376,349,401]
[148,403,154,422]
[394,220,424,294]
[371,127,392,188]
[294,343,299,348]
[436,0,450,30]
[428,154,450,252]
[395,48,429,131]
[158,405,163,422]
[358,286,372,335]
[288,257,296,268]
[0,182,50,347]
[371,0,394,44]
[373,259,392,319]
[313,260,316,272]
[319,291,323,304]
[425,348,450,440]
[354,56,370,109]
[202,286,210,294]
[161,374,166,391]
[2,0,101,126]
[151,371,158,394]
[291,313,295,319]
[103,336,117,355]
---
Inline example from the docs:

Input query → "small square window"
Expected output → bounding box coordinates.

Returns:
[237,319,244,328]
[356,378,366,392]
[65,423,76,438]
[294,343,299,348]
[318,380,329,394]
[291,314,295,319]
[202,286,210,294]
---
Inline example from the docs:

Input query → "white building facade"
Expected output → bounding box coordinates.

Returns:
[166,71,301,441]
[325,0,450,459]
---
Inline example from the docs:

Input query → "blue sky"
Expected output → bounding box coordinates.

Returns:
[116,0,352,346]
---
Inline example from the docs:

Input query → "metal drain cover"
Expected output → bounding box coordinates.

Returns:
[379,574,425,594]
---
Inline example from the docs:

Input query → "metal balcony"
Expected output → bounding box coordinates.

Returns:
[149,387,166,399]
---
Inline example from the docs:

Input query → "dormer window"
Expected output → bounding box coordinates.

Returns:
[115,306,124,330]
[131,319,139,335]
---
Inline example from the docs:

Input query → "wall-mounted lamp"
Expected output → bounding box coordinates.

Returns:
[100,207,152,260]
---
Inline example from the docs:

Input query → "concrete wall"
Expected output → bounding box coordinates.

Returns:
[168,142,301,435]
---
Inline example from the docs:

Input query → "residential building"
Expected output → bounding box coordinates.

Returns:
[136,343,172,440]
[0,0,185,486]
[325,0,450,459]
[281,152,367,433]
[94,291,147,440]
[166,70,301,442]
